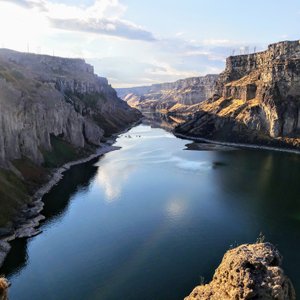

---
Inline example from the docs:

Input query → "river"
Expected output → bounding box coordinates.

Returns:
[1,121,300,299]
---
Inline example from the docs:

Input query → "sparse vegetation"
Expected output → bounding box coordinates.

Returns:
[42,135,81,168]
[199,276,205,286]
[0,168,30,227]
[256,232,266,244]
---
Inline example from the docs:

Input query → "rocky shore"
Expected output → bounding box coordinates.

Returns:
[175,132,300,155]
[185,243,296,300]
[0,142,120,267]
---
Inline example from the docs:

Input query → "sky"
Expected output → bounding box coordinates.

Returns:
[0,0,299,88]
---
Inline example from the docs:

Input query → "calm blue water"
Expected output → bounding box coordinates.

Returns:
[1,124,300,299]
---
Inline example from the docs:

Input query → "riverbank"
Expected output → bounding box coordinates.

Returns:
[0,120,141,268]
[174,132,300,155]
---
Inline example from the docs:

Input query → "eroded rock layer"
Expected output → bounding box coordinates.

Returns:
[175,40,300,149]
[185,243,296,300]
[0,49,140,168]
[117,75,218,112]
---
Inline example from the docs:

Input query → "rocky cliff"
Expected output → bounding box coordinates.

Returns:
[185,243,296,300]
[0,48,141,230]
[0,277,8,300]
[117,75,218,112]
[175,40,300,149]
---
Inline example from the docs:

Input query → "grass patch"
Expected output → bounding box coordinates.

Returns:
[42,135,81,168]
[65,91,107,108]
[13,158,48,192]
[0,168,30,228]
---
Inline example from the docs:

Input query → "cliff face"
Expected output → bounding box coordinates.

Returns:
[117,75,218,112]
[0,49,140,168]
[185,243,296,300]
[0,49,141,230]
[0,277,8,300]
[175,40,300,149]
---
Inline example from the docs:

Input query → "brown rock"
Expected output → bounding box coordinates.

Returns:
[185,243,296,300]
[0,277,8,300]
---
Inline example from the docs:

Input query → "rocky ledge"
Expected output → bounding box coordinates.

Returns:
[185,243,295,300]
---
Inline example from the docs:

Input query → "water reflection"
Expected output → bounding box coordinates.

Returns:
[0,158,99,277]
[1,115,300,299]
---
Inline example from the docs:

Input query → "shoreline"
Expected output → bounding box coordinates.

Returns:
[174,132,300,155]
[0,120,141,268]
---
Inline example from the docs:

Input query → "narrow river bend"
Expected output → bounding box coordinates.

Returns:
[1,121,300,299]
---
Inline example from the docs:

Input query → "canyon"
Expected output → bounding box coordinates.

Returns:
[120,40,300,151]
[0,49,141,264]
[117,74,218,112]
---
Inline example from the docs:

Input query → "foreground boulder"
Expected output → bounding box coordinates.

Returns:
[185,243,295,300]
[0,277,8,300]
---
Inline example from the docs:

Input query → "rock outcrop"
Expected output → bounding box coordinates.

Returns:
[117,75,218,112]
[185,243,296,300]
[0,277,8,300]
[175,40,300,149]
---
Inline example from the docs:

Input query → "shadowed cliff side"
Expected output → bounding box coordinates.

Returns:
[185,243,296,300]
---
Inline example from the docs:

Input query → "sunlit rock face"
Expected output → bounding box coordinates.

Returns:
[0,277,8,300]
[117,75,218,112]
[0,49,141,167]
[185,243,296,300]
[175,40,300,149]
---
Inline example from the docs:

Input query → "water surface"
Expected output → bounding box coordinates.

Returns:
[1,123,300,299]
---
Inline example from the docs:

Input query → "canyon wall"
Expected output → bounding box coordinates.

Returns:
[0,49,140,168]
[175,40,300,149]
[117,74,218,112]
[0,49,141,231]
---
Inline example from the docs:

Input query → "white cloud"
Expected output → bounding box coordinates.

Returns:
[0,0,155,41]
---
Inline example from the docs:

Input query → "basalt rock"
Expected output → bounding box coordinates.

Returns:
[185,243,296,300]
[175,40,300,149]
[0,49,140,168]
[117,75,218,112]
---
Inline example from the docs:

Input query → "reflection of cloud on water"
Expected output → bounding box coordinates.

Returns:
[96,161,136,203]
[152,156,212,173]
[166,196,187,219]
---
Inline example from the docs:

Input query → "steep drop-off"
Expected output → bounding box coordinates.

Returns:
[117,75,218,112]
[185,242,295,300]
[0,49,141,232]
[175,40,300,149]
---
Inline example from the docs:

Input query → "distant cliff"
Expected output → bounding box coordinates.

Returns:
[185,242,295,300]
[0,49,141,231]
[116,75,218,112]
[175,40,300,149]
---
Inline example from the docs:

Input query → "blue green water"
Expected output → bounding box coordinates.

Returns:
[1,123,300,299]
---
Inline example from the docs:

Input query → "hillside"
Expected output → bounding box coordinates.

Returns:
[0,49,141,235]
[174,40,300,149]
[116,75,218,112]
